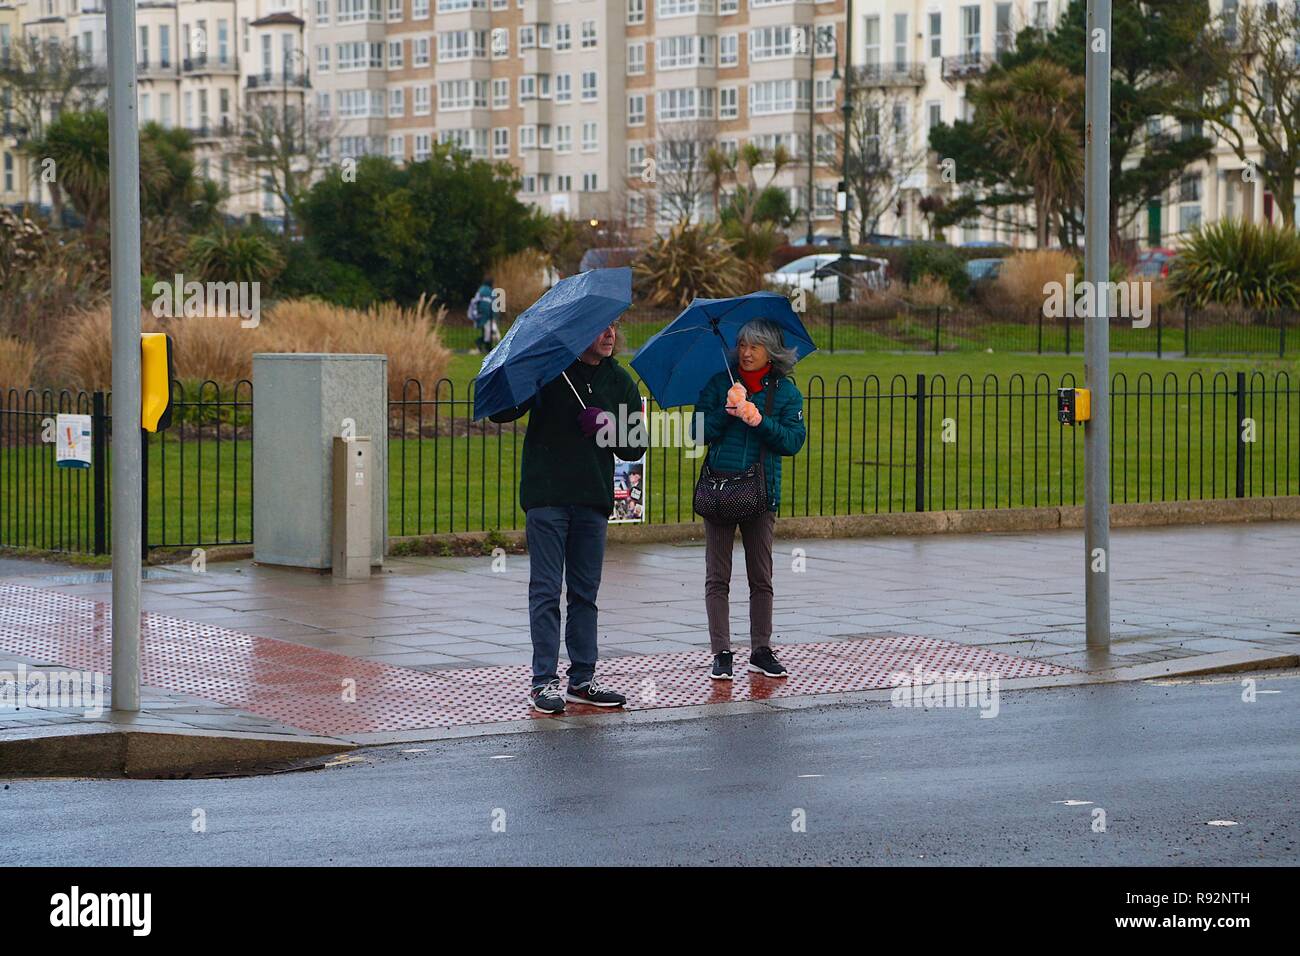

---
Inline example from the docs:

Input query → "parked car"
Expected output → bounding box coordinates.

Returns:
[1135,247,1178,278]
[578,246,639,272]
[864,233,919,247]
[788,233,844,247]
[764,253,889,303]
[964,258,1005,282]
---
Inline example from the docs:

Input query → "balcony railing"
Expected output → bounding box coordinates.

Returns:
[246,72,312,90]
[853,62,926,87]
[941,52,995,83]
[186,119,234,139]
[183,54,238,74]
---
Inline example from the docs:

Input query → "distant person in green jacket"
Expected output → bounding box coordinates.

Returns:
[695,319,806,681]
[489,321,647,714]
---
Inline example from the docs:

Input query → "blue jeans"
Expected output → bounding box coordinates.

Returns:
[525,505,608,688]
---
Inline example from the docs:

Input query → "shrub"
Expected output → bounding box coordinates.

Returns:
[490,248,550,316]
[634,222,749,309]
[187,226,287,287]
[996,250,1078,313]
[895,243,970,300]
[1168,219,1300,310]
[903,275,956,309]
[0,336,38,389]
[47,297,451,396]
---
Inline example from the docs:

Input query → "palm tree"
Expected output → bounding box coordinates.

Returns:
[970,60,1084,249]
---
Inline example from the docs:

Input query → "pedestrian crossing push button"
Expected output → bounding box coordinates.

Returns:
[1057,387,1091,426]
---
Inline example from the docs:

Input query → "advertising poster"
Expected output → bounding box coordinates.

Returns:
[609,399,647,524]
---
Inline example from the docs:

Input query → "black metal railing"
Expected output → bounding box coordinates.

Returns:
[387,370,1300,535]
[0,381,252,555]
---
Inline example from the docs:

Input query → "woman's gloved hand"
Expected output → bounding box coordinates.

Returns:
[726,382,747,410]
[577,406,611,438]
[737,401,762,427]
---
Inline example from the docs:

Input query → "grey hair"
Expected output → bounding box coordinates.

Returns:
[731,319,798,378]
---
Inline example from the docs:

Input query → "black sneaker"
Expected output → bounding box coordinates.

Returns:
[529,679,566,714]
[710,651,734,681]
[564,677,627,708]
[748,646,788,678]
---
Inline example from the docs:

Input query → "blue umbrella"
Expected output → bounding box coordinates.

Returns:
[630,291,816,409]
[472,267,632,420]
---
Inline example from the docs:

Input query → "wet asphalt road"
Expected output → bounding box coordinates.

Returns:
[3,673,1297,866]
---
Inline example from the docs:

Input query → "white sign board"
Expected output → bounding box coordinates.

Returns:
[55,413,92,470]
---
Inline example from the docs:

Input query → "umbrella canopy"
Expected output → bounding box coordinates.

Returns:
[472,267,632,420]
[630,291,816,409]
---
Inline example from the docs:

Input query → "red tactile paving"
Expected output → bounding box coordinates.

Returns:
[0,584,1072,737]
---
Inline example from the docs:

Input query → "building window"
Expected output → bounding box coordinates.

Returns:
[581,70,598,101]
[389,87,404,116]
[628,143,646,175]
[556,23,572,51]
[556,72,572,103]
[388,39,403,69]
[929,12,941,59]
[493,127,510,157]
[556,124,572,152]
[582,171,598,191]
[628,0,645,24]
[414,85,431,114]
[389,134,404,161]
[720,33,738,67]
[628,42,645,74]
[580,20,597,49]
[719,85,738,119]
[628,93,646,125]
[413,37,430,66]
[493,77,510,108]
[581,120,598,151]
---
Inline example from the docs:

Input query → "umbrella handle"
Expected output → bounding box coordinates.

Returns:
[715,329,736,388]
[561,371,587,409]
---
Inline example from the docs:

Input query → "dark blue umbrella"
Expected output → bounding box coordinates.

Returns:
[473,267,632,420]
[630,291,816,409]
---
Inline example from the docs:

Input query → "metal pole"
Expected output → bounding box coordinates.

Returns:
[837,10,853,302]
[108,1,143,710]
[1084,0,1111,650]
[806,26,815,246]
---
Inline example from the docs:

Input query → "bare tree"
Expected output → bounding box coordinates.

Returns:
[231,97,337,234]
[0,35,107,222]
[1198,1,1300,228]
[832,86,926,242]
[652,121,719,226]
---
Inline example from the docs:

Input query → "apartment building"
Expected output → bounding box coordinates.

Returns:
[306,0,848,230]
[849,0,1290,249]
[0,0,307,219]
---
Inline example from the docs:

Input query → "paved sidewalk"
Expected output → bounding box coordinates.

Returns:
[2,522,1298,749]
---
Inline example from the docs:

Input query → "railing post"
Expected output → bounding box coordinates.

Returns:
[1280,311,1287,359]
[1065,309,1071,355]
[828,303,835,353]
[914,373,926,513]
[92,391,107,555]
[934,306,941,354]
[1037,306,1044,354]
[1184,305,1191,356]
[1156,303,1163,358]
[1235,370,1247,498]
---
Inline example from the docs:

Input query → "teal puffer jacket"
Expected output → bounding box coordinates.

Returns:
[696,368,806,512]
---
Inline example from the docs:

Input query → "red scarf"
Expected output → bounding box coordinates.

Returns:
[739,363,771,396]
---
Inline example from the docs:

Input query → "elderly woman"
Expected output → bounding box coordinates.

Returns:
[696,318,806,680]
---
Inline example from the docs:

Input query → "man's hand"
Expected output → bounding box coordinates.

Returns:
[737,401,762,427]
[577,406,611,438]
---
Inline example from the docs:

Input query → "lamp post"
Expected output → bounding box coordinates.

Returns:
[805,23,838,247]
[836,9,853,302]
